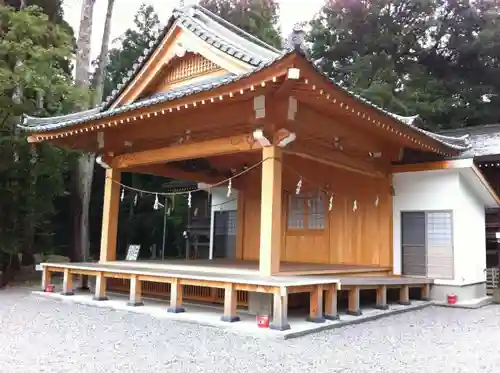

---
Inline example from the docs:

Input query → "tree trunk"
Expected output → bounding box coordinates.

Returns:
[72,0,96,290]
[93,0,115,106]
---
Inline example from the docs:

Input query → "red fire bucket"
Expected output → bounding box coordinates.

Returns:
[447,294,457,305]
[45,284,55,293]
[256,315,270,328]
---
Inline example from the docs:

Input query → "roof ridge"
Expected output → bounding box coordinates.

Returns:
[192,4,281,54]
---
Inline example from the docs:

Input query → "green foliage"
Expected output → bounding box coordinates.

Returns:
[309,0,500,129]
[0,5,82,272]
[199,0,282,48]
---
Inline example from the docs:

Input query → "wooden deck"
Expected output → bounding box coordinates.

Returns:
[40,260,431,332]
[107,259,392,276]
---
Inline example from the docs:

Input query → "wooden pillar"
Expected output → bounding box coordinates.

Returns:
[259,146,282,276]
[41,266,52,291]
[421,283,430,301]
[270,289,290,331]
[61,268,74,296]
[347,286,362,316]
[221,283,240,322]
[168,278,185,313]
[93,272,108,301]
[399,285,411,305]
[127,275,143,306]
[324,284,339,320]
[375,285,389,310]
[307,285,325,323]
[99,168,121,262]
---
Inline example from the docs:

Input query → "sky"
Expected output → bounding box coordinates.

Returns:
[62,0,325,60]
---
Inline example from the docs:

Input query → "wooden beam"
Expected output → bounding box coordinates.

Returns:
[128,275,143,306]
[168,278,185,313]
[375,285,389,310]
[93,272,108,301]
[307,285,325,323]
[125,164,222,184]
[259,146,282,276]
[347,286,362,316]
[284,142,385,179]
[270,289,290,331]
[113,133,261,169]
[324,284,339,320]
[99,168,121,262]
[391,158,474,173]
[61,268,74,296]
[221,283,240,322]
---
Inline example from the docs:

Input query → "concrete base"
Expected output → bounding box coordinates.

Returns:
[306,316,325,323]
[433,296,492,309]
[32,291,431,340]
[374,305,390,310]
[167,307,185,314]
[346,309,362,316]
[248,293,273,316]
[220,315,240,323]
[398,301,411,306]
[431,282,486,302]
[127,301,144,307]
[60,292,74,296]
[270,323,291,331]
[324,314,340,321]
[92,296,109,301]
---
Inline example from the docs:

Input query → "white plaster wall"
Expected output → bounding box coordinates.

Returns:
[393,170,460,283]
[456,175,487,285]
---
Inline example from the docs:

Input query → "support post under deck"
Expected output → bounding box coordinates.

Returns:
[324,284,339,320]
[270,290,290,331]
[61,268,74,296]
[93,272,108,301]
[127,275,143,306]
[375,285,389,310]
[307,285,325,323]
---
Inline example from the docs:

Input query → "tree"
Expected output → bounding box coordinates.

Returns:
[308,0,500,129]
[71,0,96,279]
[199,0,282,48]
[0,5,84,284]
[98,4,162,99]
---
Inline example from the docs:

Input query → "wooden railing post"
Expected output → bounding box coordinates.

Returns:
[375,285,389,310]
[61,268,74,296]
[221,283,239,322]
[100,168,121,262]
[127,274,143,306]
[259,146,282,276]
[168,278,185,313]
[307,285,325,323]
[93,272,108,301]
[270,289,290,331]
[347,286,362,316]
[324,284,339,320]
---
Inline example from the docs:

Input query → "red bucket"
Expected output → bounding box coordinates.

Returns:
[256,315,270,328]
[45,284,55,293]
[447,294,457,305]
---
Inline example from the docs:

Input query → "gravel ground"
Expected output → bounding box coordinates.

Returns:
[1,286,500,373]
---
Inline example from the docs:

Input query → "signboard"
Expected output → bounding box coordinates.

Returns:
[125,245,141,261]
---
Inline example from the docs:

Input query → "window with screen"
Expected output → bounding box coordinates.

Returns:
[288,193,325,230]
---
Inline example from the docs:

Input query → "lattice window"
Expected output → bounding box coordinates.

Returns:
[288,193,325,230]
[162,53,220,85]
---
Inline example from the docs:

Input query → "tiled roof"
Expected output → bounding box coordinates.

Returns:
[18,3,469,153]
[440,124,500,158]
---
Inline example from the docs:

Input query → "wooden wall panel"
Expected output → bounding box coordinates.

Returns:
[235,153,393,268]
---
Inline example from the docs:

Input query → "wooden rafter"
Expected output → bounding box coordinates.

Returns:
[112,133,261,169]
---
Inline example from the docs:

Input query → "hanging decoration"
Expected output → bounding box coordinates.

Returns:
[353,200,358,212]
[375,195,379,207]
[296,177,302,195]
[194,207,198,217]
[167,207,172,216]
[134,193,138,206]
[329,194,334,211]
[153,193,159,210]
[227,179,232,197]
[120,188,124,202]
[187,192,192,208]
